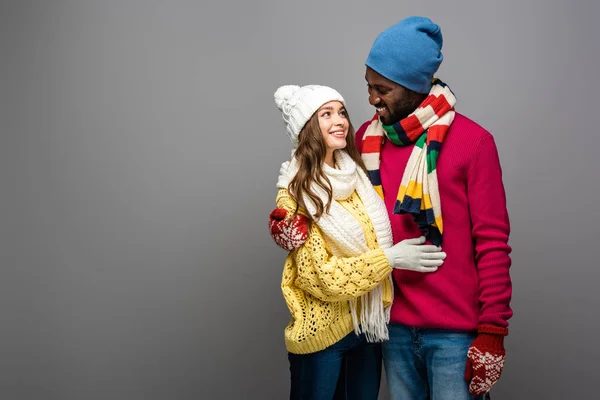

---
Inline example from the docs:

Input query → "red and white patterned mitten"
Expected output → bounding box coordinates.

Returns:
[464,325,508,396]
[268,208,309,252]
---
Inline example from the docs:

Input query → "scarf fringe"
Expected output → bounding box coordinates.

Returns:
[359,277,391,342]
[277,150,393,342]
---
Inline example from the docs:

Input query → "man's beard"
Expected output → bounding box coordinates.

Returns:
[381,96,422,125]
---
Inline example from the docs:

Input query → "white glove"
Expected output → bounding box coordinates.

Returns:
[383,236,446,272]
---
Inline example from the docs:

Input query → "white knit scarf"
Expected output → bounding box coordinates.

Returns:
[277,150,394,342]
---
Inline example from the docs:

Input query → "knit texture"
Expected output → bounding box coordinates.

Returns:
[361,79,456,245]
[356,113,512,330]
[465,325,509,395]
[269,208,309,252]
[274,85,345,147]
[277,150,394,342]
[366,16,443,93]
[277,188,393,354]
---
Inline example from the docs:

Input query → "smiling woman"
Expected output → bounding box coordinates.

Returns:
[268,84,446,399]
[277,85,365,221]
[317,101,349,167]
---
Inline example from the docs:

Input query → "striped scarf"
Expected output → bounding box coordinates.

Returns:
[361,79,456,245]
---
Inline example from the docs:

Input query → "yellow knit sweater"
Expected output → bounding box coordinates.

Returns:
[276,188,393,354]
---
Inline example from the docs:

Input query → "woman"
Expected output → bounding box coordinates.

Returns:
[272,84,446,400]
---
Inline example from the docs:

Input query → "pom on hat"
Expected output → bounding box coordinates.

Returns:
[366,16,443,94]
[274,85,300,110]
[274,84,345,148]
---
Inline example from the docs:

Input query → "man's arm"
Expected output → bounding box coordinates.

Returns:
[467,134,513,327]
[464,133,512,396]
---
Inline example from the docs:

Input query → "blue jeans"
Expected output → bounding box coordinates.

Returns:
[383,324,489,400]
[288,332,382,400]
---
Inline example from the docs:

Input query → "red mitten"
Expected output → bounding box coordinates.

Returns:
[268,208,309,251]
[464,325,508,396]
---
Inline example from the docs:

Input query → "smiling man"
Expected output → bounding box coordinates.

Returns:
[269,16,513,400]
[365,66,425,126]
[355,16,513,400]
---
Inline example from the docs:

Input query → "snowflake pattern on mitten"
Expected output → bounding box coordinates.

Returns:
[269,210,309,252]
[466,346,505,395]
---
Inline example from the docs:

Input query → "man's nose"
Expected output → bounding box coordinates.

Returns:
[368,90,380,106]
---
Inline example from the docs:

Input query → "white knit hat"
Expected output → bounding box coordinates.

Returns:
[274,84,345,148]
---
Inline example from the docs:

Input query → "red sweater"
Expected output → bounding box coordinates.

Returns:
[356,113,513,330]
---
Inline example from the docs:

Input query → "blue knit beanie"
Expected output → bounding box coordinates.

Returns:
[366,16,443,94]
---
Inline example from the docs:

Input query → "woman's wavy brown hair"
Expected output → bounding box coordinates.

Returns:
[288,105,367,221]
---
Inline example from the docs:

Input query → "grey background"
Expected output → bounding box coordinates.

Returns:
[0,0,598,399]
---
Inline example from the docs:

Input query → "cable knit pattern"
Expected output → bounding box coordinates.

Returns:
[277,150,394,341]
[277,150,393,255]
[277,188,393,354]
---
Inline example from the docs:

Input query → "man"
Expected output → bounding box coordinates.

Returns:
[269,16,512,400]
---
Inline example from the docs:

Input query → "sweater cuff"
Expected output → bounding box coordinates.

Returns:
[478,324,509,336]
[368,248,393,281]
